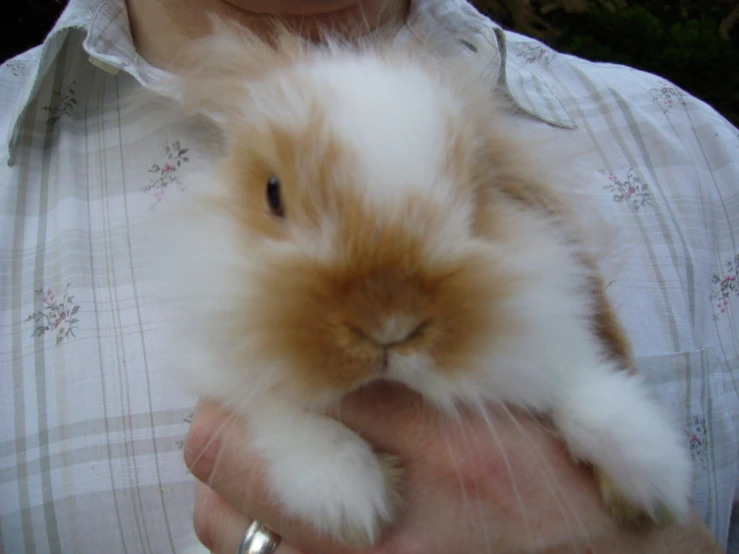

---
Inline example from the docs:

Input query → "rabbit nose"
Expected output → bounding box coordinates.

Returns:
[378,316,427,346]
[354,314,428,347]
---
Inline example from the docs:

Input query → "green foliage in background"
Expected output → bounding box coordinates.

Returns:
[471,0,739,126]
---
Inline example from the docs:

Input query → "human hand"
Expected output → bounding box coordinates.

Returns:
[184,381,720,554]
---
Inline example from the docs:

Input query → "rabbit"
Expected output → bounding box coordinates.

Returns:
[149,17,693,550]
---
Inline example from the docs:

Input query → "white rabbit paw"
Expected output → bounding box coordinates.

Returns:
[554,369,693,528]
[272,443,403,548]
[334,453,403,547]
[594,466,683,526]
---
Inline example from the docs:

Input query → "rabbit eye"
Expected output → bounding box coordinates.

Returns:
[266,174,284,217]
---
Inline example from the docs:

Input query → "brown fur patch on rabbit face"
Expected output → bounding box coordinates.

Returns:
[167,19,554,409]
[196,70,522,407]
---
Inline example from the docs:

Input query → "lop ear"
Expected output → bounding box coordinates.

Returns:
[166,15,309,128]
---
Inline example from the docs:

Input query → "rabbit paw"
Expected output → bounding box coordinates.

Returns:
[308,450,403,548]
[334,453,404,547]
[265,427,403,548]
[594,466,677,526]
[554,368,692,527]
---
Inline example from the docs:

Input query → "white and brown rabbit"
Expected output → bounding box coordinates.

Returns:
[151,18,693,550]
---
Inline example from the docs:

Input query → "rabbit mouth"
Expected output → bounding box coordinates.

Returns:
[378,349,390,374]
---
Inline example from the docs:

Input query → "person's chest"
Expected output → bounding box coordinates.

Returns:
[1,37,738,551]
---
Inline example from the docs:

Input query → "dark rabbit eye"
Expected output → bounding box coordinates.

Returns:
[266,174,284,217]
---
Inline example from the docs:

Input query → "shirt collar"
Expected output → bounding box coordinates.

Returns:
[404,0,575,129]
[5,0,575,166]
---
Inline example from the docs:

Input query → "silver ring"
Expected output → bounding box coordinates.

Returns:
[236,520,281,554]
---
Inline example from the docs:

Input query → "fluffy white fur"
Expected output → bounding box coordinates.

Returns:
[243,52,475,260]
[151,27,693,553]
[390,205,692,518]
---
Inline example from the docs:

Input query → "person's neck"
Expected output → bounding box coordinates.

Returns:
[126,0,411,70]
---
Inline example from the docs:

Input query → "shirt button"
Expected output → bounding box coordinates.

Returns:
[88,55,120,75]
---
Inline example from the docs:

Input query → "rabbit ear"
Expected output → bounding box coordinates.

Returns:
[167,15,309,128]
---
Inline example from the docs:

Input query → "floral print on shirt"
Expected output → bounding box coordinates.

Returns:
[143,141,190,208]
[25,284,80,345]
[43,81,77,124]
[649,83,686,114]
[4,59,29,77]
[687,416,709,470]
[176,412,194,450]
[600,168,653,210]
[710,254,738,320]
[516,43,554,65]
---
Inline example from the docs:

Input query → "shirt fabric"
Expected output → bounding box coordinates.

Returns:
[1,0,738,553]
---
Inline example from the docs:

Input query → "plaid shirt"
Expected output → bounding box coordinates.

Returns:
[1,0,738,552]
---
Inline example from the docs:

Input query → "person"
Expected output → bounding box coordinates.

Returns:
[0,0,736,553]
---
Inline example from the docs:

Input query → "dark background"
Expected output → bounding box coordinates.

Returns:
[2,1,66,63]
[2,0,738,126]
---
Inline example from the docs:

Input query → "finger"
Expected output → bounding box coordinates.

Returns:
[329,381,437,452]
[332,381,540,457]
[192,481,305,554]
[184,401,375,554]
